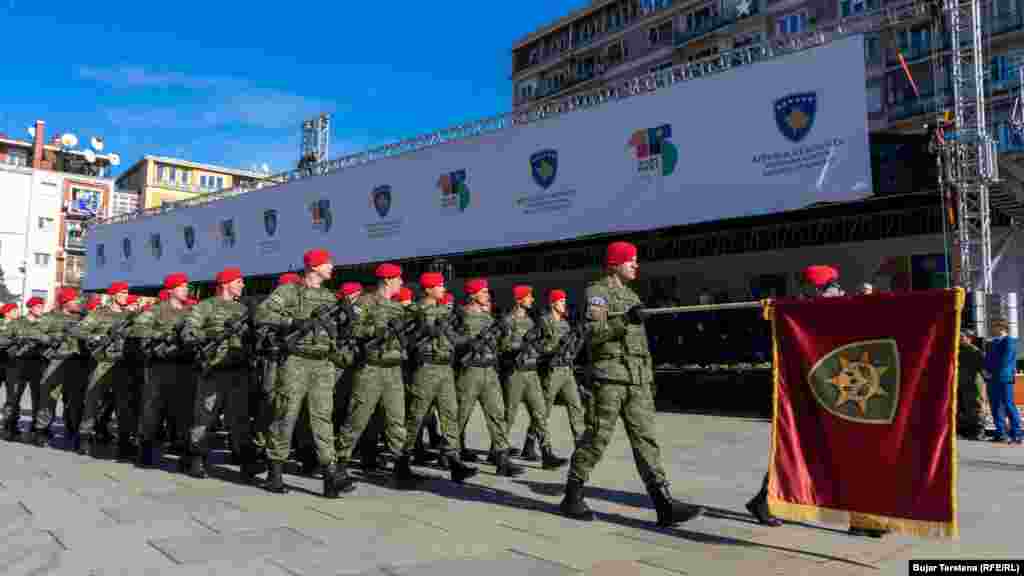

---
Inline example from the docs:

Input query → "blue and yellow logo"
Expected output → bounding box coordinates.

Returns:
[438,170,470,212]
[774,92,817,143]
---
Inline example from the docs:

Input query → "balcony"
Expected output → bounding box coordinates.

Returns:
[674,2,758,47]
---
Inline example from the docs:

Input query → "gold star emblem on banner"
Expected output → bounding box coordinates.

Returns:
[829,351,890,415]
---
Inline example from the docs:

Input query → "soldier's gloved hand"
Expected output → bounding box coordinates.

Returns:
[626,305,646,325]
[387,318,405,334]
[291,318,315,333]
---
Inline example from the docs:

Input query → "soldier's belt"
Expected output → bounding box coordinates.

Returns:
[513,363,539,372]
[289,350,330,361]
[548,362,573,368]
[366,359,403,368]
[418,354,452,366]
[462,361,496,368]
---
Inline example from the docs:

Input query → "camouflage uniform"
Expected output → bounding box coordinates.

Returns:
[6,315,48,440]
[336,293,408,466]
[254,283,338,468]
[404,300,461,458]
[528,312,585,445]
[497,312,552,452]
[454,310,513,456]
[74,306,139,452]
[130,301,193,458]
[182,296,250,460]
[36,311,85,440]
[0,317,18,434]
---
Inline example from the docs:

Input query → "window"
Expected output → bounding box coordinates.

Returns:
[865,33,880,65]
[840,0,878,17]
[776,12,807,35]
[179,169,191,185]
[687,6,714,32]
[867,80,883,113]
[37,217,54,230]
[34,253,50,267]
[2,148,29,167]
[158,165,170,182]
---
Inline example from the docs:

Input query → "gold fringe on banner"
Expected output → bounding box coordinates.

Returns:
[766,499,959,538]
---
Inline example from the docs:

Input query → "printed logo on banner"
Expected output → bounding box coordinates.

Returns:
[438,170,470,212]
[628,124,677,177]
[365,185,402,239]
[121,238,132,261]
[371,186,392,218]
[220,219,236,248]
[530,150,558,190]
[181,225,199,264]
[96,244,106,268]
[150,234,162,260]
[807,339,900,424]
[184,226,196,251]
[310,199,333,233]
[260,209,281,255]
[774,92,817,143]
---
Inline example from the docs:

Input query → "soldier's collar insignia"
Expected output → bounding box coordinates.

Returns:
[589,296,608,307]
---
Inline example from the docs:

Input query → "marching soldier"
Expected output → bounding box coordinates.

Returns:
[6,297,49,443]
[453,278,524,476]
[336,263,420,489]
[0,303,20,438]
[256,249,348,497]
[181,267,260,481]
[75,282,139,458]
[130,273,194,467]
[560,241,704,527]
[499,285,567,469]
[525,289,585,452]
[35,288,85,447]
[402,271,477,482]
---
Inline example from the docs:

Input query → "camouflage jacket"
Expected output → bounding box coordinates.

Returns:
[9,314,49,358]
[585,275,653,385]
[353,292,407,364]
[412,299,456,363]
[255,283,336,356]
[538,312,572,366]
[37,311,82,358]
[456,308,500,367]
[183,296,247,369]
[76,307,135,362]
[498,310,542,369]
[129,300,191,361]
[0,317,16,353]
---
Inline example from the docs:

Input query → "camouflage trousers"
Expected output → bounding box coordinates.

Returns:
[140,361,194,443]
[250,358,278,453]
[568,380,667,488]
[38,357,85,434]
[78,360,136,439]
[455,366,509,452]
[503,370,550,448]
[402,364,458,455]
[267,355,335,464]
[6,360,44,433]
[336,365,406,463]
[190,367,249,455]
[527,366,585,446]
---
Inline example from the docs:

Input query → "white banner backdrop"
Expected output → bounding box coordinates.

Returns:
[85,35,871,289]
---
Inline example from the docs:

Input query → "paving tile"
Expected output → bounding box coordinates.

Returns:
[154,556,295,576]
[386,550,578,576]
[149,525,325,565]
[0,500,31,531]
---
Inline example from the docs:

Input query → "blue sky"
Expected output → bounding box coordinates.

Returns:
[0,1,583,176]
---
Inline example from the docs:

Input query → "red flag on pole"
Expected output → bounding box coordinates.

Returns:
[898,51,920,98]
[765,289,963,538]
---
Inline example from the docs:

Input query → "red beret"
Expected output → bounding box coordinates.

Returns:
[278,273,301,286]
[513,285,533,300]
[85,296,102,311]
[26,297,45,308]
[420,272,444,289]
[107,282,129,295]
[164,273,189,290]
[339,282,362,297]
[216,267,242,285]
[376,263,402,279]
[606,241,638,266]
[125,295,139,305]
[549,289,567,304]
[440,293,453,305]
[803,265,839,288]
[465,278,488,296]
[0,303,17,315]
[303,249,332,269]
[158,289,170,301]
[393,287,414,303]
[186,298,199,306]
[57,287,79,306]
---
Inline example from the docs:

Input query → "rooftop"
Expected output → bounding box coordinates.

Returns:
[117,155,272,184]
[512,0,621,50]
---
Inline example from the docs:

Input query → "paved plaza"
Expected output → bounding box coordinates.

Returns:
[1,403,1021,576]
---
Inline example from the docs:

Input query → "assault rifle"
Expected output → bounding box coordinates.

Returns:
[512,311,546,370]
[88,310,142,360]
[193,307,254,375]
[42,324,77,361]
[457,314,508,366]
[360,310,423,355]
[280,296,356,353]
[147,322,187,359]
[412,308,460,349]
[552,314,588,367]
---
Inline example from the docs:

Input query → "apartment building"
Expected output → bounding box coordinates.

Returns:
[511,0,1024,151]
[0,120,115,300]
[115,156,271,210]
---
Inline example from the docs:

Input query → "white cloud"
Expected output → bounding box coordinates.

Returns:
[79,66,229,90]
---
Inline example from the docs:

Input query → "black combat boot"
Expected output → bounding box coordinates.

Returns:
[540,445,568,470]
[117,437,137,462]
[31,428,49,448]
[77,434,93,455]
[519,437,540,462]
[447,454,478,484]
[394,455,427,490]
[436,453,450,470]
[647,484,704,527]
[487,445,498,465]
[136,441,157,468]
[2,417,16,441]
[186,452,207,479]
[323,462,356,498]
[266,461,288,494]
[459,449,478,463]
[745,474,782,527]
[239,445,265,484]
[495,450,525,477]
[560,478,595,521]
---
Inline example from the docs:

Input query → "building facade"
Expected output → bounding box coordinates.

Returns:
[511,0,1024,148]
[0,120,114,304]
[115,156,270,210]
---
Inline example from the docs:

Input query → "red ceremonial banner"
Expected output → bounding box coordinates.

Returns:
[765,288,963,538]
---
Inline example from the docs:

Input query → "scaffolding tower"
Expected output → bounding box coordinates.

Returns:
[299,113,331,172]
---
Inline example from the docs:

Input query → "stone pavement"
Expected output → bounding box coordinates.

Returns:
[1,406,1022,576]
